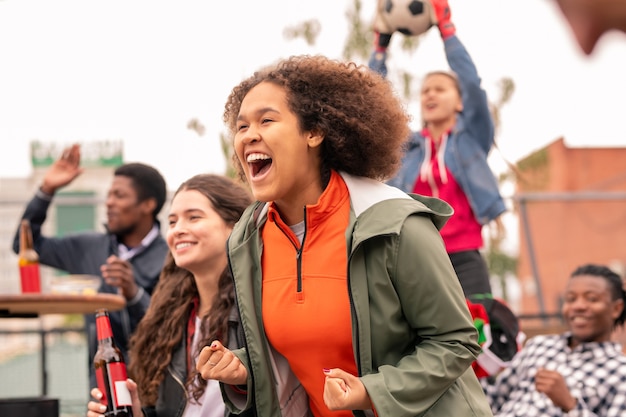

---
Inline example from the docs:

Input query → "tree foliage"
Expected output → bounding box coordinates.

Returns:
[283,19,322,46]
[342,0,371,62]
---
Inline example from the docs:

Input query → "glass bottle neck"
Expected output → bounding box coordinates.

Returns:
[19,222,33,252]
[96,314,114,341]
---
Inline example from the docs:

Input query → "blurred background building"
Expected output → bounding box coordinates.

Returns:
[515,137,626,315]
[513,137,626,346]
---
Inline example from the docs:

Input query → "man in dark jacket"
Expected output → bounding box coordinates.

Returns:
[12,143,169,387]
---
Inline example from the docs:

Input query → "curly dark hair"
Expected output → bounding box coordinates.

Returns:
[128,174,252,406]
[223,55,412,183]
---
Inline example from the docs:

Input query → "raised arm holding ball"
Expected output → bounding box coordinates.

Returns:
[369,0,506,299]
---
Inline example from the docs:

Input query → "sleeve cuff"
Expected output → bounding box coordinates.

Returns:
[36,187,54,201]
[230,384,247,394]
[564,397,585,416]
[126,286,145,306]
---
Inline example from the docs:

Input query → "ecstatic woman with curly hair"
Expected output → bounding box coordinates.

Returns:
[196,54,493,417]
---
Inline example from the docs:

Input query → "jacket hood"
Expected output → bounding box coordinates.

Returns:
[231,172,453,247]
[340,171,453,231]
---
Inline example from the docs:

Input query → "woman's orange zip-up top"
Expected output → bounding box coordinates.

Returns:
[261,171,358,417]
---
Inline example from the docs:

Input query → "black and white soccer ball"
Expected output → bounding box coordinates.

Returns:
[373,0,436,37]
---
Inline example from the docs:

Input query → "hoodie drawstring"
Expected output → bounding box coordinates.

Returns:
[419,133,449,198]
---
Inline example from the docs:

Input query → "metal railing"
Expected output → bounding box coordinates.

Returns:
[0,323,89,416]
[0,325,85,395]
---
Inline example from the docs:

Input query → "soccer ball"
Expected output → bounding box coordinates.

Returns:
[373,0,436,37]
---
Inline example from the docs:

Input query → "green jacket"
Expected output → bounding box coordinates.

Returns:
[224,172,493,417]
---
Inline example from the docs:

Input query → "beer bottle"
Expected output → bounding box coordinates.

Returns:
[94,309,133,417]
[18,219,41,293]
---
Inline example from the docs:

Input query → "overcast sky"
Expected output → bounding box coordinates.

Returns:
[1,0,625,190]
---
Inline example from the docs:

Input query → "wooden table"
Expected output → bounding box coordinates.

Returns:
[0,292,125,317]
[0,292,126,397]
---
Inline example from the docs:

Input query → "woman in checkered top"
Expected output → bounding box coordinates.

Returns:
[482,263,626,416]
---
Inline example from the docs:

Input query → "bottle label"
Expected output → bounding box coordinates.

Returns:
[113,379,132,407]
[19,264,41,293]
[96,362,132,408]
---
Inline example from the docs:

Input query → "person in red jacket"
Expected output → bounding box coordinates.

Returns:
[369,0,506,298]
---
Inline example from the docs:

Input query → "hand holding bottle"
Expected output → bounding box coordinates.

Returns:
[93,309,134,416]
[87,380,142,417]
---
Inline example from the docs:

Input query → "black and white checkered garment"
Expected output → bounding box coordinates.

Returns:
[482,333,626,416]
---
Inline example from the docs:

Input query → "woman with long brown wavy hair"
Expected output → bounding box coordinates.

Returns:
[88,173,253,417]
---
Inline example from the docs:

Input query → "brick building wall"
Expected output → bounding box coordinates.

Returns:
[514,137,626,346]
